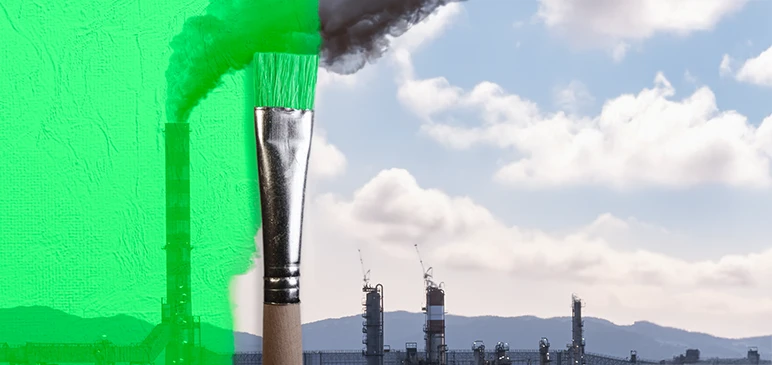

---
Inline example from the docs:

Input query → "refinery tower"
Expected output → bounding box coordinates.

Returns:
[360,250,385,365]
[416,244,447,365]
[569,294,586,365]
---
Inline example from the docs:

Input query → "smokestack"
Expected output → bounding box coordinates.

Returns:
[571,295,585,365]
[362,283,385,365]
[320,0,466,74]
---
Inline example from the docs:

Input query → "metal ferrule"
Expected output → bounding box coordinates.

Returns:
[255,107,314,305]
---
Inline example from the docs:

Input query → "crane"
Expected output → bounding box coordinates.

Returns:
[414,244,435,287]
[359,248,371,287]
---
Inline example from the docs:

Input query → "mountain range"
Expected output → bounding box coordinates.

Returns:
[1,307,768,361]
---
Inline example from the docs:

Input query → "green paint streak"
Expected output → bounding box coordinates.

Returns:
[166,0,322,123]
[253,53,319,110]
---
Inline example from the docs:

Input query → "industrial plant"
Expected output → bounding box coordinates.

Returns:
[0,175,768,365]
[230,245,768,365]
[0,238,769,365]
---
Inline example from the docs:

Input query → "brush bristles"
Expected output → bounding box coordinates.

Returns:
[254,53,319,110]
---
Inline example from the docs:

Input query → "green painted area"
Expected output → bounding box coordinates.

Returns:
[0,0,320,362]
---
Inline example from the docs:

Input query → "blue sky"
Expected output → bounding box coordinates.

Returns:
[234,0,772,340]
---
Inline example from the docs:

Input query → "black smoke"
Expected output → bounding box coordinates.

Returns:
[319,0,466,74]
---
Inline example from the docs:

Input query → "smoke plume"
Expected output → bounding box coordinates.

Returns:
[165,0,320,123]
[319,0,465,74]
[166,0,463,123]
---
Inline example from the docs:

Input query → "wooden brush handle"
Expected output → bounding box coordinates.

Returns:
[262,302,303,365]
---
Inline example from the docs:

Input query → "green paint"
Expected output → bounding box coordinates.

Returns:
[166,0,321,123]
[0,0,328,361]
[164,123,197,365]
[253,53,320,110]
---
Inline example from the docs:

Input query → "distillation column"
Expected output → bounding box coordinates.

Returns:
[748,348,760,365]
[571,295,585,365]
[540,338,551,365]
[424,284,446,365]
[165,123,196,365]
[472,341,486,365]
[362,284,384,365]
[492,342,512,365]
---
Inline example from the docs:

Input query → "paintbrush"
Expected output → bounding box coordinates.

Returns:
[253,44,319,365]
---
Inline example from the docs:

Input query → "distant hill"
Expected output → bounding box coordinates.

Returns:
[1,307,769,361]
[300,311,770,361]
[0,306,252,354]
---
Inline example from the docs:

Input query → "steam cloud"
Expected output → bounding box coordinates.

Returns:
[319,0,465,74]
[165,0,463,123]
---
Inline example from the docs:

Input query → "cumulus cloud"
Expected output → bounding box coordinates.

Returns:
[318,168,772,290]
[553,80,595,114]
[735,45,772,87]
[537,0,746,58]
[610,42,630,62]
[317,68,362,90]
[231,167,772,338]
[296,168,772,339]
[309,133,347,181]
[394,63,772,189]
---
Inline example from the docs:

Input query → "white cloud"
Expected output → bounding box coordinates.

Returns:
[395,63,772,189]
[317,68,362,90]
[735,45,772,87]
[553,80,595,114]
[396,70,464,120]
[389,3,465,54]
[320,168,772,290]
[309,133,347,181]
[388,2,464,83]
[611,42,630,62]
[719,54,734,77]
[537,0,746,57]
[231,168,772,338]
[307,168,772,337]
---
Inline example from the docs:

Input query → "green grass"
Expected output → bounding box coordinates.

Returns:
[253,53,320,110]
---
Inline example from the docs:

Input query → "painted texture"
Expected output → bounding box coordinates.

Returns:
[0,0,262,355]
